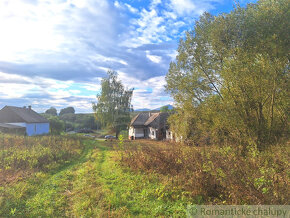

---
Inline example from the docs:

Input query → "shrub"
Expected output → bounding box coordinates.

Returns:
[0,134,82,178]
[120,142,289,204]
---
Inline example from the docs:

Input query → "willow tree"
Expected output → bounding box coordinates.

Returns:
[166,0,289,149]
[93,70,133,138]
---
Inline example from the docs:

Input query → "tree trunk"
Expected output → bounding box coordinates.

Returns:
[115,129,120,139]
[257,102,265,151]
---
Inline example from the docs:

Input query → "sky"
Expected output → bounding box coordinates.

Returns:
[0,0,257,113]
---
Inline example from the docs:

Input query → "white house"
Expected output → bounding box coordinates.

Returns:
[0,106,49,136]
[129,112,169,140]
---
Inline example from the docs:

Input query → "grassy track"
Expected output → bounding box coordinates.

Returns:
[1,139,188,217]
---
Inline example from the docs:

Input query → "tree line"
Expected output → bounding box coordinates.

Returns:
[165,0,289,150]
[43,106,100,134]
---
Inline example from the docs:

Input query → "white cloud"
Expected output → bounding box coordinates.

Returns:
[81,84,101,92]
[118,72,173,109]
[88,54,128,66]
[0,70,172,111]
[170,0,197,15]
[114,1,121,8]
[125,3,139,14]
[168,50,178,60]
[150,0,162,9]
[0,0,241,112]
[147,55,162,63]
[122,8,167,47]
[146,51,162,63]
[163,11,177,20]
[0,71,98,112]
[168,0,223,16]
[114,1,138,14]
[0,0,116,63]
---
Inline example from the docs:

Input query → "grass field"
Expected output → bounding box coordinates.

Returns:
[0,135,289,217]
[0,135,190,217]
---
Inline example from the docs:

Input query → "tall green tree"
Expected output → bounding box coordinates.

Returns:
[160,105,169,112]
[166,0,289,149]
[45,107,57,116]
[59,107,75,116]
[47,116,65,135]
[93,70,134,138]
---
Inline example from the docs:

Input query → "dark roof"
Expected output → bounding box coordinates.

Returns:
[130,113,151,126]
[130,112,169,129]
[145,112,169,129]
[0,106,49,123]
[144,113,160,126]
[0,123,25,129]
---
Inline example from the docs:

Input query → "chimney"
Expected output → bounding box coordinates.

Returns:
[28,105,31,110]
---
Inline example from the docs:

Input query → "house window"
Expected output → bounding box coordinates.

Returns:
[34,124,36,132]
[152,130,155,136]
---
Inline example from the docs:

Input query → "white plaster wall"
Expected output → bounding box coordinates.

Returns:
[128,127,145,138]
[129,127,134,138]
[148,127,157,139]
[166,130,173,140]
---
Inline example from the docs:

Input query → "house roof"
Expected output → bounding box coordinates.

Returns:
[130,112,151,126]
[130,112,169,129]
[144,113,160,126]
[146,112,169,129]
[0,123,25,129]
[0,106,49,123]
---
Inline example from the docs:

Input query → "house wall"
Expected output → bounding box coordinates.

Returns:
[148,127,157,140]
[6,122,49,136]
[26,123,50,136]
[129,126,145,139]
[134,128,145,138]
[166,130,174,141]
[129,127,134,139]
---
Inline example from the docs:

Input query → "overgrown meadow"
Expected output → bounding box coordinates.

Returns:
[120,140,290,205]
[0,134,83,216]
[0,134,289,217]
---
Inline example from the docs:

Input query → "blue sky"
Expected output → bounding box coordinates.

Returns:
[0,0,256,113]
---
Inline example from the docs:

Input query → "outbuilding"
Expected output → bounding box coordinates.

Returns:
[0,106,49,136]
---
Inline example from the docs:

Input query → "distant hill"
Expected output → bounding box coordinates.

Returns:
[135,108,151,112]
[134,104,174,112]
[153,104,174,111]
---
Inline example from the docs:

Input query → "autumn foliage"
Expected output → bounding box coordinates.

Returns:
[121,141,289,204]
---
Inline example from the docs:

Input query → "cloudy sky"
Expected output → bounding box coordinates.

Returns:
[0,0,256,113]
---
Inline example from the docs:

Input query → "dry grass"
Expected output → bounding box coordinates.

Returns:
[0,134,82,186]
[120,140,290,205]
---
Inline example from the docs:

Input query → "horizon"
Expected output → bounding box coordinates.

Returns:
[0,103,174,114]
[0,0,257,113]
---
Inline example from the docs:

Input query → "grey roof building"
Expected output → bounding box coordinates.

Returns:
[0,106,48,123]
[0,106,49,136]
[129,112,169,140]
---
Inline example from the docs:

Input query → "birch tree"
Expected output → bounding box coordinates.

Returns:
[93,70,134,138]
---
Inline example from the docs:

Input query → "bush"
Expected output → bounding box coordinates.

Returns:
[47,116,65,135]
[0,134,82,174]
[120,142,289,204]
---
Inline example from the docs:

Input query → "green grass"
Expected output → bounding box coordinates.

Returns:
[92,143,189,217]
[0,138,191,217]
